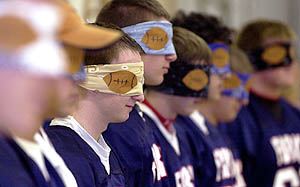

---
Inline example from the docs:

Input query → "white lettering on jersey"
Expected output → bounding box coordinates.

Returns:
[270,134,300,186]
[175,165,194,187]
[233,160,246,187]
[273,167,300,187]
[151,144,167,181]
[270,134,300,166]
[213,147,236,182]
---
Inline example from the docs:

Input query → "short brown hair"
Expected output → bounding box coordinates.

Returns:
[237,19,297,52]
[229,46,254,74]
[173,26,211,66]
[84,22,144,65]
[96,0,170,28]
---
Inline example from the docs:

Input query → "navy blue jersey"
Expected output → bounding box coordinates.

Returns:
[221,93,300,187]
[46,126,125,187]
[176,114,245,187]
[103,106,158,186]
[43,119,52,129]
[139,103,195,187]
[0,135,64,187]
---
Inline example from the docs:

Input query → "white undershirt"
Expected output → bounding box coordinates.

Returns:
[189,111,209,135]
[50,116,111,174]
[14,137,50,181]
[34,128,78,187]
[137,103,181,155]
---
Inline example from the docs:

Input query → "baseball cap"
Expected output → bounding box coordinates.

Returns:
[55,0,122,49]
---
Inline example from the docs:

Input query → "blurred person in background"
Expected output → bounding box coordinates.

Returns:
[0,0,121,186]
[176,45,253,187]
[223,19,300,187]
[172,12,250,186]
[0,1,68,186]
[39,1,121,186]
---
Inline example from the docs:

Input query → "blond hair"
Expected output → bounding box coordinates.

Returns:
[237,19,297,52]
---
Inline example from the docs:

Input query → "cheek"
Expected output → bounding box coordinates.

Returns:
[181,99,198,110]
[209,77,222,92]
[111,96,129,107]
[284,67,297,80]
[220,99,236,111]
[266,68,288,80]
[61,83,78,99]
[31,77,58,96]
[143,56,164,69]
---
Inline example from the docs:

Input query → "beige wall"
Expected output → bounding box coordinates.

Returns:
[68,0,300,37]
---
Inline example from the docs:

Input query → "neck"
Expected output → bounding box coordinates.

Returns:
[145,91,177,119]
[251,74,281,100]
[197,100,218,126]
[14,130,37,142]
[72,99,108,141]
[12,116,44,142]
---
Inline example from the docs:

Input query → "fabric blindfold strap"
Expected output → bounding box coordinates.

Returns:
[151,63,210,97]
[122,21,176,55]
[248,42,293,71]
[80,61,144,96]
[0,40,66,77]
[209,43,231,75]
[65,64,86,82]
[222,72,251,100]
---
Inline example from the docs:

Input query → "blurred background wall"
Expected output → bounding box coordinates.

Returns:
[68,0,300,55]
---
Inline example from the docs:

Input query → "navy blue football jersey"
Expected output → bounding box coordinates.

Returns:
[43,119,52,129]
[0,135,64,187]
[139,103,195,187]
[176,113,245,187]
[46,126,125,187]
[221,93,300,187]
[103,105,160,186]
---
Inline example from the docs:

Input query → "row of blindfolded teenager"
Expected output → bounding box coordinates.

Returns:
[0,0,300,187]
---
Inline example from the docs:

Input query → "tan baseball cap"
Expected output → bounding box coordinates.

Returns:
[55,0,122,49]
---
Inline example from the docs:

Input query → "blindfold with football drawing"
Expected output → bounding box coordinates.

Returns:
[222,72,252,100]
[122,21,176,55]
[209,43,231,75]
[80,62,144,96]
[248,42,294,71]
[151,63,210,98]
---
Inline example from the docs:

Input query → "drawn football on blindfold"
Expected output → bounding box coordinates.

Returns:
[142,27,168,50]
[103,70,137,94]
[182,69,209,91]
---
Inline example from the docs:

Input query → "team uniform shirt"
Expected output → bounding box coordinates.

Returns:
[176,112,246,187]
[35,128,78,187]
[15,137,50,181]
[138,102,195,187]
[221,93,300,187]
[46,116,125,187]
[0,135,64,187]
[103,105,159,186]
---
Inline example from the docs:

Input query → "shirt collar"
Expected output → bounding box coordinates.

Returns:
[50,116,111,174]
[143,99,175,133]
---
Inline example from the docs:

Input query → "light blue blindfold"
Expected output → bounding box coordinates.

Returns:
[209,43,231,75]
[122,21,176,55]
[222,72,251,100]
